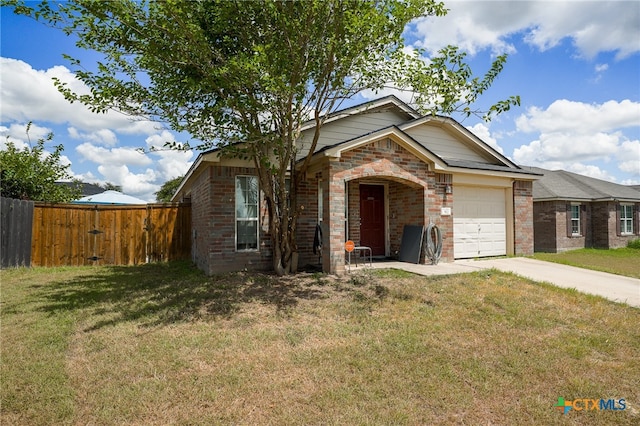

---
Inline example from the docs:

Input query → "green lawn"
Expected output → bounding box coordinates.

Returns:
[2,262,639,425]
[533,247,640,279]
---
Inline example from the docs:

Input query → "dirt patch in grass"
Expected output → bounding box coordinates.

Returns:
[533,247,640,278]
[2,262,639,425]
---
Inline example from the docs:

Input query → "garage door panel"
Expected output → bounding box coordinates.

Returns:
[454,187,507,259]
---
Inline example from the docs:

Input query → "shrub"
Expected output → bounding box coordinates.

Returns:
[627,239,640,249]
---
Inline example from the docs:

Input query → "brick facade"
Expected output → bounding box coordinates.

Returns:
[533,201,559,252]
[321,138,455,274]
[513,180,534,255]
[190,165,272,274]
[592,201,640,249]
[534,200,640,252]
[188,138,537,275]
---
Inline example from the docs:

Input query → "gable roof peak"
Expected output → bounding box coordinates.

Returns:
[301,95,421,130]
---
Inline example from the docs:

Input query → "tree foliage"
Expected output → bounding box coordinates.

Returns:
[99,182,123,192]
[7,0,520,274]
[0,125,81,202]
[155,176,183,202]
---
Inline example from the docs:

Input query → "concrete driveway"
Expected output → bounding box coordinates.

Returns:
[366,257,640,308]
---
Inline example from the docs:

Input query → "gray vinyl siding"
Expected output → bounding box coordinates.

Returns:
[297,110,407,159]
[404,125,493,163]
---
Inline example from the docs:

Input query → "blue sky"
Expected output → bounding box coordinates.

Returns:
[2,1,639,201]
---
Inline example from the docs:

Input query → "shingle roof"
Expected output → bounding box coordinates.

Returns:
[55,182,104,197]
[446,160,538,175]
[524,167,640,201]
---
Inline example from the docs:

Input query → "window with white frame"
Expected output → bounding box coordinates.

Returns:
[570,204,581,235]
[236,176,259,250]
[620,204,634,235]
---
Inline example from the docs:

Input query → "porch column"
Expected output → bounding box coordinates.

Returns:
[513,180,534,255]
[323,176,346,274]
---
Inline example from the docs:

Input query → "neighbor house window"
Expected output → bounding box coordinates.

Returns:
[620,204,634,235]
[570,204,581,236]
[236,176,259,250]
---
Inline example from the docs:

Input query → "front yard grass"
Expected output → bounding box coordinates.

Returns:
[1,261,639,425]
[533,247,640,279]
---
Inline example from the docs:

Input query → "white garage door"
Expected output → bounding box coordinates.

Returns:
[453,186,506,258]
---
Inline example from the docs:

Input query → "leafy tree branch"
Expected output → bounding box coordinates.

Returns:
[5,0,520,274]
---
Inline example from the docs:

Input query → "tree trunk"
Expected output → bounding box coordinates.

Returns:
[269,200,293,276]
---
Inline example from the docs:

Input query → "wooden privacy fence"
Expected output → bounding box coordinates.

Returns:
[1,197,34,268]
[1,197,191,268]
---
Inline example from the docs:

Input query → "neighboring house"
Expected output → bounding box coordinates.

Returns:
[55,182,104,197]
[73,190,148,205]
[173,96,540,275]
[528,167,640,252]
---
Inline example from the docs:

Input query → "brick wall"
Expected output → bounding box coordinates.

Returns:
[593,201,640,249]
[513,180,534,256]
[388,180,427,257]
[534,200,638,252]
[533,201,557,252]
[191,139,539,274]
[323,138,445,273]
[430,174,454,262]
[191,165,272,275]
[534,200,591,252]
[347,180,361,244]
[295,170,323,269]
[189,168,213,272]
[591,202,610,248]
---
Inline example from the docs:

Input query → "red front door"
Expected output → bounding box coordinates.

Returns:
[359,184,385,256]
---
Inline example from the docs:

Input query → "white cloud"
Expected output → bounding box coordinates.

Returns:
[527,158,617,182]
[0,58,161,135]
[515,99,640,134]
[617,140,640,175]
[408,1,640,59]
[68,127,118,147]
[466,122,503,154]
[75,142,152,167]
[408,3,523,56]
[72,136,192,201]
[564,163,617,182]
[514,132,621,163]
[0,122,77,172]
[145,131,178,151]
[146,131,194,181]
[0,122,52,150]
[96,164,158,197]
[359,83,418,106]
[513,99,640,182]
[592,63,609,83]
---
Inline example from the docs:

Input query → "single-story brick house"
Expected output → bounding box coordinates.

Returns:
[173,96,539,274]
[527,167,640,252]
